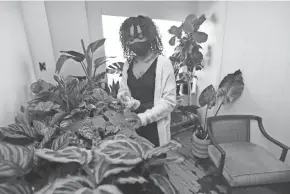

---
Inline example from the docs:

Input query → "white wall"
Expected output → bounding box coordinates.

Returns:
[21,1,199,79]
[196,1,290,162]
[0,2,36,126]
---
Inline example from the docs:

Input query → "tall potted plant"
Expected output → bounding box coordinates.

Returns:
[192,69,245,158]
[169,14,208,105]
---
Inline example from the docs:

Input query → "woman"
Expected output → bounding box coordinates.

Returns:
[117,15,176,147]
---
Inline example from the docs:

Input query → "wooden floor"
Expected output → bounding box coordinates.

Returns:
[166,130,290,194]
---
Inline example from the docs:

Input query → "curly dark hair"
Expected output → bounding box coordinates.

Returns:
[119,15,163,62]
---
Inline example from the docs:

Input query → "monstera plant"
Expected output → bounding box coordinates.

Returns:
[191,69,245,159]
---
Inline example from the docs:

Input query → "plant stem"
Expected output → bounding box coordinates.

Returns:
[81,39,93,88]
[80,61,89,78]
[83,164,96,187]
[215,101,223,116]
[203,106,208,133]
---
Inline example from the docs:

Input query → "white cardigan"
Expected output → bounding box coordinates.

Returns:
[117,55,177,145]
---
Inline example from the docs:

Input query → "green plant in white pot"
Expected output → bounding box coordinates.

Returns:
[192,69,245,159]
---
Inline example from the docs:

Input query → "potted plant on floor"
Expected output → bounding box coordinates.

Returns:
[168,14,208,135]
[169,13,208,105]
[191,69,245,158]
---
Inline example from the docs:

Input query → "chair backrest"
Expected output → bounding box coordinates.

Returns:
[207,115,260,144]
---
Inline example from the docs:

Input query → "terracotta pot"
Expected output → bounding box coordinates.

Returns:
[191,131,210,159]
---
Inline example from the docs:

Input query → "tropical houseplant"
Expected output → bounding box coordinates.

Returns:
[0,38,184,194]
[168,14,208,105]
[191,69,245,158]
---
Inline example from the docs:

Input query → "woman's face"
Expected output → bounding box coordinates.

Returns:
[126,25,148,46]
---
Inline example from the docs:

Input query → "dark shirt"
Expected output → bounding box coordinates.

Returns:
[127,57,159,146]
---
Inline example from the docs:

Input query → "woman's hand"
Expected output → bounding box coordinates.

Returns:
[126,113,142,129]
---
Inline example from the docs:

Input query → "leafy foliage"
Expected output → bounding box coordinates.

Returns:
[169,14,207,75]
[0,38,184,194]
[195,70,245,140]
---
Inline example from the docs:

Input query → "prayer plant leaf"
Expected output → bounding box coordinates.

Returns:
[34,176,94,194]
[217,69,244,104]
[93,156,134,185]
[0,180,33,194]
[0,142,34,178]
[51,131,75,151]
[95,184,123,194]
[115,171,148,185]
[150,173,176,194]
[95,139,143,165]
[144,140,182,159]
[0,124,39,140]
[35,146,92,165]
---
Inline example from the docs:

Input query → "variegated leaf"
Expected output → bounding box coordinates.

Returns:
[0,180,33,194]
[77,126,95,140]
[51,131,74,150]
[147,155,184,166]
[34,176,94,194]
[115,171,147,185]
[128,135,154,153]
[145,140,182,159]
[35,146,92,165]
[0,142,34,178]
[0,124,39,140]
[150,173,176,194]
[95,184,123,194]
[93,156,134,185]
[38,127,56,148]
[32,121,48,135]
[96,139,143,165]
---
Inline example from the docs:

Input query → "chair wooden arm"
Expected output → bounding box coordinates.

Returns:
[257,117,290,161]
[208,124,226,176]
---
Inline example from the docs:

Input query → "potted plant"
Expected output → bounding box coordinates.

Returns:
[168,14,208,105]
[0,38,184,194]
[191,69,245,158]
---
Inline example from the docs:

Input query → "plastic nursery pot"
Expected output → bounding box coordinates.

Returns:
[191,130,210,159]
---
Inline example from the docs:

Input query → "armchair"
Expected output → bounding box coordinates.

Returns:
[207,115,290,193]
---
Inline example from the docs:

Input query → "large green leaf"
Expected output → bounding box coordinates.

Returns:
[55,55,71,74]
[192,31,208,43]
[33,91,65,107]
[198,85,216,109]
[93,156,134,185]
[88,38,106,53]
[115,171,147,185]
[34,176,94,194]
[0,124,39,140]
[94,56,116,70]
[95,185,123,194]
[60,51,85,62]
[38,127,56,149]
[147,155,184,166]
[217,69,244,104]
[35,146,92,165]
[0,181,33,194]
[0,143,34,178]
[144,140,181,159]
[95,139,143,165]
[51,131,74,150]
[182,14,197,33]
[49,111,68,127]
[150,174,176,194]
